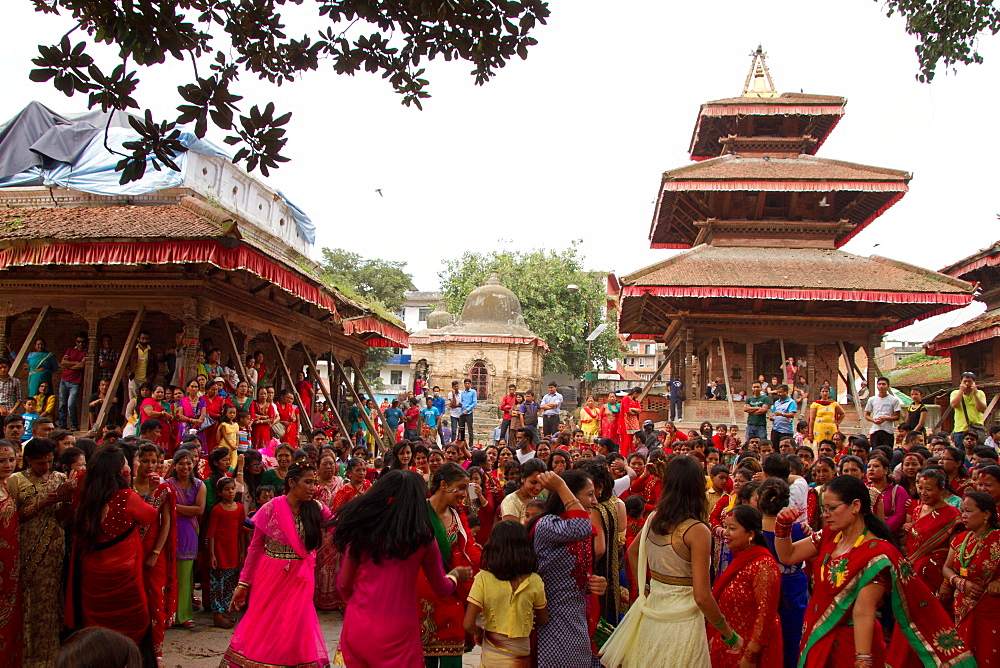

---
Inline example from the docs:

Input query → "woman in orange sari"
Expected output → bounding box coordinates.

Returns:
[132,443,177,663]
[65,445,159,648]
[940,491,1000,662]
[774,475,973,668]
[708,505,782,667]
[0,441,22,666]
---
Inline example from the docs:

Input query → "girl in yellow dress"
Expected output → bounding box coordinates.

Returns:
[807,384,844,443]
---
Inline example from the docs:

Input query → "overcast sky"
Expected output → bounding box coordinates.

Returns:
[2,1,997,343]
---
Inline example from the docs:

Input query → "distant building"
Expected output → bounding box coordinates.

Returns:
[376,290,442,394]
[624,339,663,382]
[876,342,925,371]
[409,273,547,404]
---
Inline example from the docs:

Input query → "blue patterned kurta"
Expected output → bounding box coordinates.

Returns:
[533,512,601,668]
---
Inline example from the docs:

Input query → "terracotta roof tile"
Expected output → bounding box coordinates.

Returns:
[663,155,910,182]
[0,203,223,241]
[623,245,973,295]
[703,92,846,107]
[929,310,1000,345]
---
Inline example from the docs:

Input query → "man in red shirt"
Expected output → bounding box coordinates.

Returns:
[499,383,517,443]
[58,331,88,430]
[402,398,421,441]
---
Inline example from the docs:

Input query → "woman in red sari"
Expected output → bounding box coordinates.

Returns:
[941,446,975,497]
[600,392,621,447]
[132,443,177,663]
[901,468,962,593]
[296,371,314,420]
[203,381,225,452]
[140,385,175,455]
[418,462,481,665]
[65,445,159,648]
[276,389,301,446]
[618,387,642,452]
[940,491,1000,662]
[708,505,782,667]
[0,441,22,666]
[774,475,973,668]
[249,386,278,448]
[314,450,344,611]
[333,458,371,510]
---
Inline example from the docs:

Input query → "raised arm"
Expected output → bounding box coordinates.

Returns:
[774,507,820,565]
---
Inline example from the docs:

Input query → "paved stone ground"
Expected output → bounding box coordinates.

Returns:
[162,609,482,667]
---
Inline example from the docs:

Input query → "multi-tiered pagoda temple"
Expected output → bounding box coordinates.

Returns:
[612,48,974,410]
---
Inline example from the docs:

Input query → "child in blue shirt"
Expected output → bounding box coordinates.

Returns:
[20,397,40,442]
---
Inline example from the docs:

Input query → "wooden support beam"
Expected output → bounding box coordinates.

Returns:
[344,356,394,453]
[302,346,350,438]
[838,340,868,430]
[719,337,737,425]
[268,331,313,437]
[9,306,50,377]
[328,351,385,455]
[249,282,270,295]
[95,308,145,431]
[753,192,766,220]
[221,314,248,384]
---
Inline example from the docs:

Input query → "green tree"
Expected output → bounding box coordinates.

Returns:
[896,352,935,367]
[318,248,413,311]
[882,0,1000,82]
[25,0,549,183]
[317,247,413,390]
[438,242,623,377]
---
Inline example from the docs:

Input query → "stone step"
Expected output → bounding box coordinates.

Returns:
[653,398,864,434]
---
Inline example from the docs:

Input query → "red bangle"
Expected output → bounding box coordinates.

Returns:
[774,520,793,539]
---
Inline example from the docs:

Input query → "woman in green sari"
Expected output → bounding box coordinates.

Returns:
[26,338,57,398]
[416,462,481,666]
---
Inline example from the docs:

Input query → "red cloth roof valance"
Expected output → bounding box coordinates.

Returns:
[412,334,549,352]
[342,317,409,348]
[926,326,1000,353]
[0,239,340,315]
[622,285,973,305]
[699,104,845,117]
[661,180,907,192]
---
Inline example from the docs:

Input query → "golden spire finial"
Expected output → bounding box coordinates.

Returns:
[741,45,778,98]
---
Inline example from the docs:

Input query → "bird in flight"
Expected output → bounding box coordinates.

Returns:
[375,189,384,197]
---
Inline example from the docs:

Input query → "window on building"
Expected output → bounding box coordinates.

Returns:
[627,357,635,366]
[393,347,404,355]
[470,362,489,398]
[390,370,402,385]
[639,358,649,367]
[394,308,405,320]
[418,307,431,322]
[645,344,656,355]
[630,343,640,353]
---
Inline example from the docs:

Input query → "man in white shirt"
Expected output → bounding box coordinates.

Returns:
[515,428,536,463]
[447,380,463,439]
[540,382,563,437]
[864,377,901,449]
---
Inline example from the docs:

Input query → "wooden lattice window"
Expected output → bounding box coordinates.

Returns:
[470,362,489,399]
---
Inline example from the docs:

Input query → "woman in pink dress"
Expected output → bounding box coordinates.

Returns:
[335,470,473,667]
[223,462,333,667]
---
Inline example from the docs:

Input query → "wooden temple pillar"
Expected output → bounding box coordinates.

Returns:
[80,312,101,428]
[866,337,879,394]
[0,315,9,358]
[806,344,816,389]
[745,342,755,386]
[683,328,695,397]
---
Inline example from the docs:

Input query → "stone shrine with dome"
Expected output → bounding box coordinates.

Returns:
[409,273,547,405]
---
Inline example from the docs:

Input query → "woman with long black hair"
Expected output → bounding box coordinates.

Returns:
[65,445,158,654]
[223,462,333,667]
[774,475,972,667]
[530,470,607,667]
[335,469,472,666]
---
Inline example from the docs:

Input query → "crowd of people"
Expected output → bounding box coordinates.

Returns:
[0,356,997,667]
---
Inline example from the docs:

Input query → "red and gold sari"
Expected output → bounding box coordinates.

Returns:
[904,503,961,593]
[416,505,481,657]
[0,482,22,666]
[599,402,621,445]
[949,529,1000,662]
[802,528,973,668]
[618,395,641,447]
[314,478,343,611]
[708,545,782,667]
[139,483,177,658]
